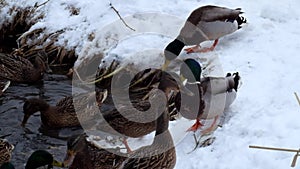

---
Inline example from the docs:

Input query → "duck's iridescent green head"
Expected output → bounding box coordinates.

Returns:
[0,162,15,169]
[25,150,65,169]
[180,59,202,82]
[164,39,185,61]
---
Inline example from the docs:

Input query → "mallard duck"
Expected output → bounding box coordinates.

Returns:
[172,59,205,131]
[93,68,187,152]
[0,80,10,96]
[0,150,65,169]
[163,5,247,69]
[0,139,14,166]
[173,58,240,134]
[119,90,176,169]
[21,90,108,129]
[0,162,15,169]
[0,53,51,83]
[25,150,66,169]
[63,134,127,169]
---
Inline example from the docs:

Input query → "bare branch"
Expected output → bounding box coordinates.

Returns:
[294,92,300,106]
[34,0,50,9]
[249,145,300,167]
[109,3,136,31]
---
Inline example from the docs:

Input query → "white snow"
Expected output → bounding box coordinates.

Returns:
[2,0,300,168]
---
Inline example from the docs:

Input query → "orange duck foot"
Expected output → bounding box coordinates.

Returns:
[184,45,201,54]
[186,119,204,132]
[184,39,219,53]
[201,115,219,135]
[123,138,132,153]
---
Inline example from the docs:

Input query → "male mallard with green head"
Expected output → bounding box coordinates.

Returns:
[25,150,66,169]
[163,5,247,69]
[0,162,15,169]
[0,53,51,83]
[0,149,66,169]
[173,58,240,134]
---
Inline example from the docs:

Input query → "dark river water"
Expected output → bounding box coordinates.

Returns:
[0,74,73,168]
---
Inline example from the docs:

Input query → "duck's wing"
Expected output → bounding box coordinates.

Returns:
[56,96,75,113]
[0,54,34,82]
[188,5,242,24]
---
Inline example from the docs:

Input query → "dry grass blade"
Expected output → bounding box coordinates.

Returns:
[34,0,50,9]
[129,69,158,88]
[91,65,125,84]
[291,151,300,167]
[249,145,300,167]
[294,92,300,106]
[249,145,300,152]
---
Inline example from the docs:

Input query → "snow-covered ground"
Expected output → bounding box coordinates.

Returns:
[2,0,300,168]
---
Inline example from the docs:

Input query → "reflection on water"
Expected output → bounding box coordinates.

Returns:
[0,74,73,168]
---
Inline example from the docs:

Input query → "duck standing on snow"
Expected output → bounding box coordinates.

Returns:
[173,59,240,134]
[119,90,176,169]
[163,5,247,69]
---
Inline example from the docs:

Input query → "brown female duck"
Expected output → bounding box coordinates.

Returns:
[63,134,127,169]
[0,53,50,83]
[163,5,247,69]
[95,68,185,152]
[21,90,108,129]
[119,90,176,169]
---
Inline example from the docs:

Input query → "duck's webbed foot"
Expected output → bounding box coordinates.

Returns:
[187,118,203,132]
[184,45,201,54]
[185,39,219,53]
[201,115,219,135]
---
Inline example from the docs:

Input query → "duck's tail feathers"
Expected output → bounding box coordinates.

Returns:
[236,16,247,29]
[233,72,240,91]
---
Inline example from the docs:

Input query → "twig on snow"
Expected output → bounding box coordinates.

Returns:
[109,2,136,31]
[294,92,300,106]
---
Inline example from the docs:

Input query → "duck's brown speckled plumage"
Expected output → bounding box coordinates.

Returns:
[0,53,48,83]
[0,139,14,166]
[64,134,128,169]
[22,90,107,129]
[120,91,176,169]
[96,68,182,139]
[98,100,156,138]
